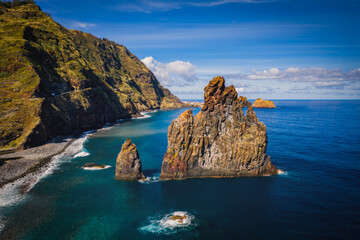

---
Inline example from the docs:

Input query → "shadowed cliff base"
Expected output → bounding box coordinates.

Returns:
[160,76,277,180]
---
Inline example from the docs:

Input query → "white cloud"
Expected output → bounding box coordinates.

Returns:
[236,87,245,93]
[141,56,198,87]
[228,67,360,89]
[112,0,268,13]
[59,19,96,29]
[72,21,96,28]
[314,81,346,89]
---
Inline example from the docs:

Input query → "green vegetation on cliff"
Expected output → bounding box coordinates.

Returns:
[0,1,182,149]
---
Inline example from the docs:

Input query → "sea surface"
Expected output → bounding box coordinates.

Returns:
[0,100,359,239]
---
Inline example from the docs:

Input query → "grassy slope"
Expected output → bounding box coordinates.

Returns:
[0,3,182,149]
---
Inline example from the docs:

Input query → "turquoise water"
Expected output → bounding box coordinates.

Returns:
[0,101,360,239]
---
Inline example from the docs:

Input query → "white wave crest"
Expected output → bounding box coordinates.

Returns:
[0,132,93,209]
[133,110,159,119]
[83,165,111,171]
[133,114,151,119]
[139,211,197,235]
[138,174,160,184]
[74,151,90,158]
[277,169,288,175]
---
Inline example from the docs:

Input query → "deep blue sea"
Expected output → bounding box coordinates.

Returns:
[0,100,359,240]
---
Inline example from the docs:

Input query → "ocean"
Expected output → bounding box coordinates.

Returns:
[0,100,359,239]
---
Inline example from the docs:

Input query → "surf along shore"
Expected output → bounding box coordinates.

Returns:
[0,136,76,189]
[0,109,161,191]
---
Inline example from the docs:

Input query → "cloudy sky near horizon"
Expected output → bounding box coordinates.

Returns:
[37,0,360,99]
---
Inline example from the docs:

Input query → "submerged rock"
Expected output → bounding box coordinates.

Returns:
[160,76,277,180]
[82,163,110,170]
[252,98,276,108]
[115,139,145,181]
[170,214,188,223]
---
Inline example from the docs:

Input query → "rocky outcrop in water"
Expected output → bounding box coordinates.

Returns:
[252,98,276,108]
[160,76,277,180]
[115,139,145,181]
[82,163,110,170]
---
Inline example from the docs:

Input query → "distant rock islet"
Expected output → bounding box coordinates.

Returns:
[252,98,276,108]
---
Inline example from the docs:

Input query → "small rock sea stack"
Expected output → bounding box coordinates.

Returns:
[115,139,145,181]
[160,76,277,180]
[252,98,276,108]
[82,163,109,169]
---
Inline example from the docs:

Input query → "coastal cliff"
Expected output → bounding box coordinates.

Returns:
[0,2,182,149]
[252,98,276,108]
[115,139,145,181]
[160,76,277,180]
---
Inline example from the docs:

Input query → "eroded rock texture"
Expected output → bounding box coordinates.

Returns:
[160,76,277,180]
[115,139,145,181]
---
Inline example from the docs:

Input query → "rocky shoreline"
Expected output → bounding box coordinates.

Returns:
[0,136,75,188]
[0,105,199,191]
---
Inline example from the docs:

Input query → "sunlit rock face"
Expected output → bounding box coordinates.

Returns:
[252,98,276,108]
[115,139,145,181]
[160,76,277,180]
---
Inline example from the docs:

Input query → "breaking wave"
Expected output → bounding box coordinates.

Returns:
[0,131,95,233]
[133,113,151,119]
[277,169,288,175]
[138,174,160,184]
[133,110,159,120]
[74,151,90,158]
[0,131,93,208]
[139,211,197,235]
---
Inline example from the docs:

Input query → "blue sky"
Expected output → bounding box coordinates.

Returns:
[37,0,360,99]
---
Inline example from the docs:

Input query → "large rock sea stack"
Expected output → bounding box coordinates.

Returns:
[160,76,277,180]
[115,139,145,181]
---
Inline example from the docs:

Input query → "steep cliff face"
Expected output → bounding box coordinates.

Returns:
[0,3,182,149]
[115,139,145,181]
[252,98,276,108]
[160,76,277,180]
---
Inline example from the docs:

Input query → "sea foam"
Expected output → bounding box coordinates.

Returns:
[139,211,197,235]
[138,174,160,184]
[0,131,92,208]
[0,132,95,233]
[133,110,158,119]
[74,151,90,158]
[133,113,151,119]
[83,165,111,171]
[277,169,288,175]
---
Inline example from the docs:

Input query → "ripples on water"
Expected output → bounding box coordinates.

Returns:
[0,101,359,239]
